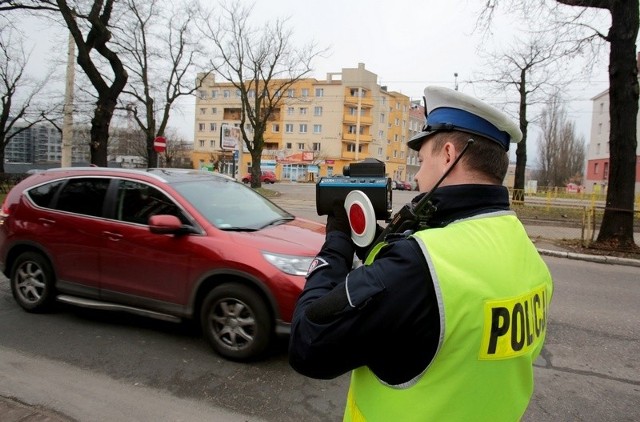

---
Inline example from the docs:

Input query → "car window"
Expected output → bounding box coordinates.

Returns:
[27,180,65,208]
[55,178,110,217]
[174,178,291,230]
[115,180,189,225]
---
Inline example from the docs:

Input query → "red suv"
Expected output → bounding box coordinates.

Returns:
[0,168,324,361]
[242,170,277,184]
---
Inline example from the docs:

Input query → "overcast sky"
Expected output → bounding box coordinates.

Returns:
[13,0,614,162]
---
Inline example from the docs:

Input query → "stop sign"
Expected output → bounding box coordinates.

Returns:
[153,136,167,153]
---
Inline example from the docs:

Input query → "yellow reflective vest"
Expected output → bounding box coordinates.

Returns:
[345,212,553,422]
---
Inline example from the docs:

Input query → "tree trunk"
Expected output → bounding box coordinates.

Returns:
[90,99,116,167]
[513,70,528,201]
[595,0,639,249]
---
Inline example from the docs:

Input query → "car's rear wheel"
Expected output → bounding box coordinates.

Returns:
[200,283,272,361]
[10,251,56,313]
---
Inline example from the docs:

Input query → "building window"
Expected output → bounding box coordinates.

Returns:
[287,89,295,98]
[235,89,241,97]
[210,90,217,98]
[395,118,399,126]
[286,142,292,149]
[297,143,305,150]
[300,107,307,115]
[199,108,206,115]
[301,88,309,97]
[248,89,255,98]
[199,140,205,147]
[378,147,383,155]
[211,107,217,114]
[315,88,324,97]
[299,124,307,133]
[350,88,364,97]
[272,123,280,133]
[604,162,609,179]
[223,90,230,98]
[347,143,363,152]
[198,90,206,99]
[210,140,215,148]
[596,143,600,154]
[378,130,384,138]
[313,124,322,134]
[598,123,602,134]
[312,142,321,151]
[594,163,599,174]
[285,124,294,133]
[314,106,323,116]
[210,123,217,131]
[380,113,385,123]
[199,123,205,131]
[599,102,604,114]
[287,107,295,115]
[348,125,364,135]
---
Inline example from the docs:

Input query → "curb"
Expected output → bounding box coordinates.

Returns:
[537,248,640,267]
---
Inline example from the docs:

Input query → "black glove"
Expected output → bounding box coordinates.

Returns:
[326,200,350,236]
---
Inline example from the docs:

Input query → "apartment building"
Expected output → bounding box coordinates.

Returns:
[585,88,640,194]
[193,63,411,182]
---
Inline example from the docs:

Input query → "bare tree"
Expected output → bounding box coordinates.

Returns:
[536,91,585,187]
[115,0,208,168]
[55,0,128,167]
[199,1,326,187]
[478,1,638,251]
[476,34,569,201]
[0,26,51,172]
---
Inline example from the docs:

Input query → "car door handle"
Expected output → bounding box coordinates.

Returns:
[103,231,123,241]
[38,217,56,226]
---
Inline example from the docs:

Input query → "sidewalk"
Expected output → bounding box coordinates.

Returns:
[0,395,72,422]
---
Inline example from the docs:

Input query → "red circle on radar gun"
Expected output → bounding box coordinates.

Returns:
[349,203,366,235]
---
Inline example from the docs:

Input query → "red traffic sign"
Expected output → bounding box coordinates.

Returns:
[153,136,167,153]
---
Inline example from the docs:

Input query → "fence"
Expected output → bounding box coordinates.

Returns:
[510,188,640,247]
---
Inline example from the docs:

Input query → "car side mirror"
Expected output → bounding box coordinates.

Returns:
[148,215,194,235]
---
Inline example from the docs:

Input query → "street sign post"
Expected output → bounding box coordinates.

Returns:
[153,136,166,168]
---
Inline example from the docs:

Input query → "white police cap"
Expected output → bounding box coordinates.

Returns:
[407,86,522,151]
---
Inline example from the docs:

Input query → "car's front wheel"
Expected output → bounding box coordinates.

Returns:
[200,283,272,361]
[10,251,56,313]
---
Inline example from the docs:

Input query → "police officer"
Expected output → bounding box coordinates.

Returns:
[289,86,554,421]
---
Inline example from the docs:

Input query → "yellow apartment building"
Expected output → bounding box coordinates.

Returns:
[193,63,412,182]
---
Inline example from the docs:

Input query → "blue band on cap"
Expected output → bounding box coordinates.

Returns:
[426,107,511,150]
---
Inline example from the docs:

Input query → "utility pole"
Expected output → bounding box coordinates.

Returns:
[61,32,75,167]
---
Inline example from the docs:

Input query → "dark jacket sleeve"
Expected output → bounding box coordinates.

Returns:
[289,231,440,385]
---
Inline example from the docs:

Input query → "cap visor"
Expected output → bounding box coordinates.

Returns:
[408,130,437,151]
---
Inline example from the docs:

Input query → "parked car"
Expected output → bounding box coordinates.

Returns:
[393,180,412,191]
[0,168,324,361]
[242,170,277,184]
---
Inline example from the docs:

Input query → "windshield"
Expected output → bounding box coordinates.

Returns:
[173,178,294,230]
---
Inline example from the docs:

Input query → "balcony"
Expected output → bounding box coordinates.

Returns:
[342,114,373,125]
[344,95,374,108]
[342,132,373,143]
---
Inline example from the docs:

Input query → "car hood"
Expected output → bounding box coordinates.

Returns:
[230,217,325,255]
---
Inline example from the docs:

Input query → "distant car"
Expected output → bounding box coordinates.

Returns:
[0,167,324,361]
[393,180,411,191]
[242,170,277,184]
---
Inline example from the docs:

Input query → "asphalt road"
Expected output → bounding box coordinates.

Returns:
[0,182,638,421]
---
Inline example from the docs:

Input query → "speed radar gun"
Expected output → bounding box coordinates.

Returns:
[316,158,393,246]
[316,140,475,257]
